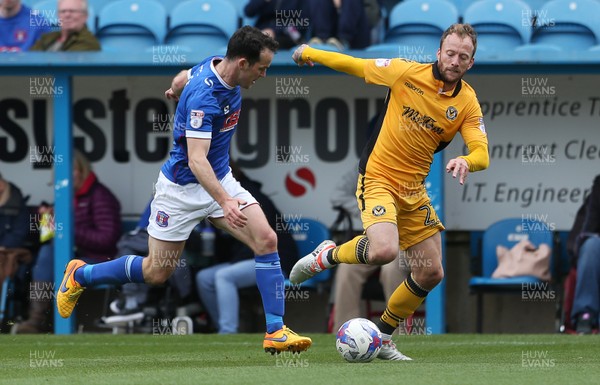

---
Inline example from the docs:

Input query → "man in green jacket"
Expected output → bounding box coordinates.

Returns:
[31,0,99,51]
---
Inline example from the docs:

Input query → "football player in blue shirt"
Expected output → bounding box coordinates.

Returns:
[56,26,312,354]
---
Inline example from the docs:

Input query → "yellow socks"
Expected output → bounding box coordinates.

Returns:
[331,235,369,264]
[379,273,429,333]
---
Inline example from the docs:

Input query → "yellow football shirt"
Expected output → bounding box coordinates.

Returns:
[359,58,488,193]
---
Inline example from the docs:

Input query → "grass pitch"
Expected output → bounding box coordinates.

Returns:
[1,334,598,385]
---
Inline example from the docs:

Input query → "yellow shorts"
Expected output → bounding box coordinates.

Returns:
[355,174,445,250]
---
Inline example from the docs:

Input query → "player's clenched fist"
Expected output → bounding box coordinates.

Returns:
[164,87,179,101]
[292,44,314,67]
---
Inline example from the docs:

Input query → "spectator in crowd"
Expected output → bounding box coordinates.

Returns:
[0,171,30,252]
[0,0,53,52]
[570,175,600,334]
[196,161,298,334]
[0,172,32,297]
[30,0,99,51]
[14,150,121,333]
[244,0,307,50]
[307,0,376,50]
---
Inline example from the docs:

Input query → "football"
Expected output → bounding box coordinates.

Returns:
[336,318,382,363]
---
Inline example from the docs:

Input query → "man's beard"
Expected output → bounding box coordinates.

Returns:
[438,64,460,84]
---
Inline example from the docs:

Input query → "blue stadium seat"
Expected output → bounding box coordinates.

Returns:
[365,43,436,62]
[524,0,600,51]
[469,218,555,333]
[365,43,401,52]
[87,0,113,17]
[463,0,533,54]
[96,0,167,52]
[165,0,238,54]
[32,0,96,32]
[447,0,543,17]
[450,0,478,15]
[514,42,562,53]
[285,218,333,291]
[377,0,459,57]
[155,0,181,13]
[520,0,550,13]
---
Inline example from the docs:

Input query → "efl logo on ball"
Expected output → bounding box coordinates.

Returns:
[336,318,382,363]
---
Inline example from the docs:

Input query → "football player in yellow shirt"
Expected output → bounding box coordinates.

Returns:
[290,23,489,360]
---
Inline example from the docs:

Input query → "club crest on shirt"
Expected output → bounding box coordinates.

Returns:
[372,205,386,217]
[190,110,204,129]
[375,59,391,67]
[155,211,170,227]
[446,106,458,121]
[15,30,27,42]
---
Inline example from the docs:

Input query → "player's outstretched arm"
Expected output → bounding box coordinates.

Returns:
[292,44,367,78]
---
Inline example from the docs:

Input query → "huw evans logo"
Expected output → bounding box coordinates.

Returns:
[521,77,556,97]
[521,144,556,165]
[29,77,63,97]
[521,350,556,368]
[521,282,556,302]
[30,350,64,368]
[275,214,310,233]
[275,10,309,29]
[275,77,309,98]
[152,45,187,64]
[520,213,556,231]
[275,146,310,164]
[398,45,434,63]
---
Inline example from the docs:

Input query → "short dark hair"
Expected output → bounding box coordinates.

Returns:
[440,23,478,57]
[226,26,279,65]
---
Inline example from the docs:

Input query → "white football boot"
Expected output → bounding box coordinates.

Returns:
[289,240,336,284]
[377,339,413,361]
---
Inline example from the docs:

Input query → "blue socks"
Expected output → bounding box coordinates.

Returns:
[74,252,286,334]
[74,255,145,286]
[255,252,284,333]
